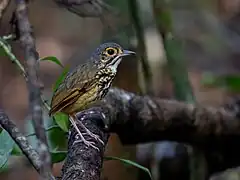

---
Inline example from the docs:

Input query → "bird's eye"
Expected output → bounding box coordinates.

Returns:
[106,48,116,56]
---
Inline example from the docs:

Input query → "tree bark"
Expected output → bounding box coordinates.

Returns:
[59,88,240,179]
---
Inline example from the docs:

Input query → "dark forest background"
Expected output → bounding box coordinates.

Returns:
[1,0,240,180]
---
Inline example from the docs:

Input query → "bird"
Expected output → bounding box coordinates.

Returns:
[49,42,135,150]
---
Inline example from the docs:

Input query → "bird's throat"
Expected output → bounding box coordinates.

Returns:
[108,57,122,73]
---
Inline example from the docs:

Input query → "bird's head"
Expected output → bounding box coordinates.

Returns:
[91,42,135,72]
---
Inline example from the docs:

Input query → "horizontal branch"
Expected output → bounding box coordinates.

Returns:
[102,89,240,146]
[62,88,240,179]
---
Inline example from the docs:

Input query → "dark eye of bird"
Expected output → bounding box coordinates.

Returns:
[107,48,115,56]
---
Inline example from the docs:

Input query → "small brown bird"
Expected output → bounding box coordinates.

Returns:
[49,42,135,150]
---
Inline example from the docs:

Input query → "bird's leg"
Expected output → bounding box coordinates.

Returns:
[69,115,99,151]
[74,114,104,145]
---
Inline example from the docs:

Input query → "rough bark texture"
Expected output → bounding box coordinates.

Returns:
[60,111,110,180]
[61,88,240,179]
[14,0,53,179]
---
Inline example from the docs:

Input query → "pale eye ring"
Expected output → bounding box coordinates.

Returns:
[106,47,117,56]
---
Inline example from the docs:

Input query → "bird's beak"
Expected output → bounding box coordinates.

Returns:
[120,50,136,57]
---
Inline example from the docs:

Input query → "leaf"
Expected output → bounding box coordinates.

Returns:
[10,113,68,164]
[51,151,67,164]
[11,125,68,163]
[52,66,70,92]
[39,56,64,68]
[47,125,67,151]
[0,162,8,172]
[104,156,152,179]
[53,112,69,132]
[0,39,11,57]
[0,46,6,56]
[11,144,22,156]
[201,73,240,92]
[201,73,219,87]
[0,130,15,169]
[221,75,240,92]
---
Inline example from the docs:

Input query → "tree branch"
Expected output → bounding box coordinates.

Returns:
[61,88,240,179]
[55,0,115,18]
[0,109,41,173]
[14,0,53,179]
[60,111,109,180]
[105,88,239,147]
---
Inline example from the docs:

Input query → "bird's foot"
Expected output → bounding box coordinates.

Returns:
[69,115,100,151]
[73,134,99,151]
[75,114,104,145]
[81,130,104,145]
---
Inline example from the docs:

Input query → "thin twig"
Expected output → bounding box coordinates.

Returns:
[14,0,53,179]
[55,0,117,29]
[0,37,27,79]
[0,37,50,112]
[0,109,41,173]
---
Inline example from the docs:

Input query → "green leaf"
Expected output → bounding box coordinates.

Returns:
[0,39,11,57]
[0,130,15,169]
[51,151,67,164]
[201,73,219,87]
[47,126,67,151]
[221,75,240,92]
[104,156,152,179]
[0,46,6,56]
[201,73,240,92]
[11,144,22,156]
[10,113,68,164]
[52,66,70,92]
[0,162,8,172]
[39,56,64,68]
[53,112,69,132]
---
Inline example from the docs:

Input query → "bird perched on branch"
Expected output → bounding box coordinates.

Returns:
[49,42,135,150]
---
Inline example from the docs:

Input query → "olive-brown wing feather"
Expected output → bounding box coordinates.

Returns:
[49,63,98,115]
[49,88,81,115]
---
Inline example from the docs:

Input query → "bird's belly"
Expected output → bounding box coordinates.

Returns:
[63,86,100,114]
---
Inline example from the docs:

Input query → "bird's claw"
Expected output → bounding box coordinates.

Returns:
[73,135,100,151]
[82,132,104,145]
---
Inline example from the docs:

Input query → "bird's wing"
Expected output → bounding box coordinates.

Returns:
[49,63,98,115]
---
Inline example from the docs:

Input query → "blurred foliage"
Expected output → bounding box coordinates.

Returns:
[104,156,152,179]
[11,114,68,164]
[102,0,134,47]
[202,73,240,93]
[152,2,207,180]
[0,130,15,170]
[152,0,195,102]
[128,0,153,94]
